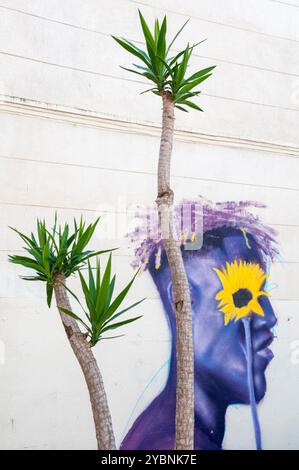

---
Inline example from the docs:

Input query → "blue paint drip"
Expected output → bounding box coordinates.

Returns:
[242,317,262,450]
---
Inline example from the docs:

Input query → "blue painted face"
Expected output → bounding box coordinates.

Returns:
[186,243,276,406]
[121,228,277,450]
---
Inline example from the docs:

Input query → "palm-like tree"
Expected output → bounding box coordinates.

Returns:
[113,11,215,449]
[9,217,144,449]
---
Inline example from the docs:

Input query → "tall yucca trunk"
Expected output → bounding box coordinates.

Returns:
[53,274,116,450]
[156,91,194,450]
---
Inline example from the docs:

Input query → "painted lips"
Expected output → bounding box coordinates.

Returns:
[257,347,274,361]
[255,333,274,361]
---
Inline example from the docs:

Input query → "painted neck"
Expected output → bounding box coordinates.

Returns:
[164,344,226,450]
[150,275,226,449]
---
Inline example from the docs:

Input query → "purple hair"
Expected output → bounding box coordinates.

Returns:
[128,197,279,272]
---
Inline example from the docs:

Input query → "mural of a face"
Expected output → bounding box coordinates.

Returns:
[184,229,276,407]
[122,206,278,450]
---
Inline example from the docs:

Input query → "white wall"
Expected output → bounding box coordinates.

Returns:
[0,0,298,450]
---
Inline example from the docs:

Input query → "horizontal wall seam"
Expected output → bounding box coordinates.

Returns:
[1,202,298,228]
[270,0,299,7]
[1,2,297,44]
[1,249,299,264]
[1,50,299,113]
[0,5,298,78]
[130,0,299,43]
[0,296,297,302]
[1,154,298,192]
[1,99,299,158]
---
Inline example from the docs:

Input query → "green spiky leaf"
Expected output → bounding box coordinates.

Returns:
[9,216,115,307]
[62,259,144,346]
[177,100,203,112]
[113,11,215,106]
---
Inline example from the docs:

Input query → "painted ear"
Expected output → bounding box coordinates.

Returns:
[167,281,196,307]
[167,282,173,306]
[189,282,196,306]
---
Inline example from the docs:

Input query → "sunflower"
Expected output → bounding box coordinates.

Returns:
[214,260,269,326]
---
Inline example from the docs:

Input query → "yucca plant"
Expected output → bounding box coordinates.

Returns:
[9,216,144,450]
[112,11,215,112]
[9,216,110,307]
[113,11,215,450]
[60,256,144,347]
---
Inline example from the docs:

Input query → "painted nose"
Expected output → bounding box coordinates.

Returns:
[252,296,277,331]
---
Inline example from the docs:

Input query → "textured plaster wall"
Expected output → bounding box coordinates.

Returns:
[0,0,298,449]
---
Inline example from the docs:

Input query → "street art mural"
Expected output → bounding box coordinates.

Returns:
[121,198,279,450]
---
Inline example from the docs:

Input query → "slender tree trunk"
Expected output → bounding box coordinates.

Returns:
[53,274,116,450]
[156,91,194,450]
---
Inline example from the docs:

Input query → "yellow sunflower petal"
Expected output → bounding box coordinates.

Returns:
[220,304,235,314]
[258,291,270,298]
[213,268,228,289]
[254,274,268,291]
[249,299,265,317]
[215,290,225,300]
[214,259,269,326]
[235,306,251,322]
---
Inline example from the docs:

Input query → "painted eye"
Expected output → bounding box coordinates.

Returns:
[214,260,268,326]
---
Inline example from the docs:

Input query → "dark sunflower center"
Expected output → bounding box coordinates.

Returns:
[233,288,252,308]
